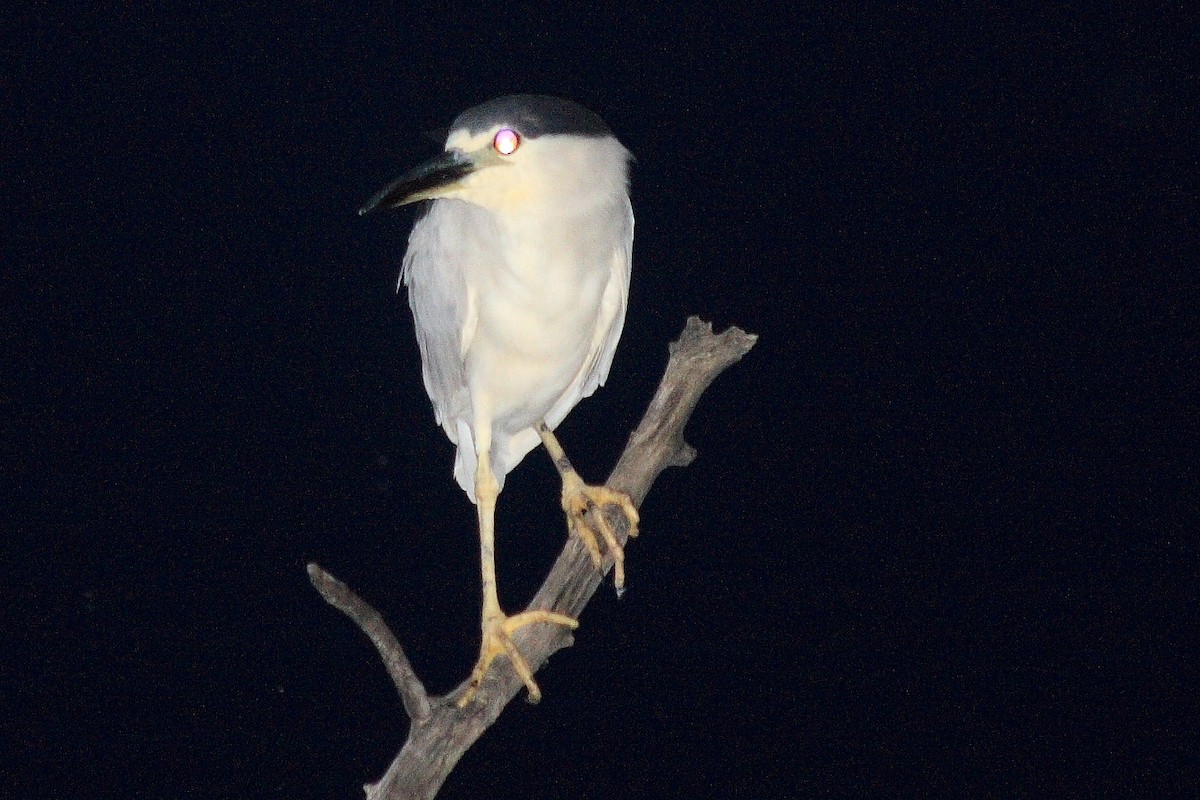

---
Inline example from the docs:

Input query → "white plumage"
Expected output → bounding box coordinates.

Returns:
[360,95,638,705]
[400,133,633,500]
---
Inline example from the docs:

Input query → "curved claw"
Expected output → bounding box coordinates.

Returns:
[562,475,640,591]
[457,610,579,707]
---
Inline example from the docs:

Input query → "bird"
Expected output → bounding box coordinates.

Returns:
[359,95,640,705]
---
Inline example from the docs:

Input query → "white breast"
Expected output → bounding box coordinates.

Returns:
[465,200,623,435]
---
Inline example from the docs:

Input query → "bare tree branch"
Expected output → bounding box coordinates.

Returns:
[307,563,432,724]
[311,317,757,800]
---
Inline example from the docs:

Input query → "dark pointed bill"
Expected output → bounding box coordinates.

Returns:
[358,150,474,215]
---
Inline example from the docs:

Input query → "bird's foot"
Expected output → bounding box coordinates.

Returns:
[457,608,578,707]
[561,472,640,594]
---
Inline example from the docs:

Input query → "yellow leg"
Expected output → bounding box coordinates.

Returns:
[536,422,640,594]
[458,420,578,707]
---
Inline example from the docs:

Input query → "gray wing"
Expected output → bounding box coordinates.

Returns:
[586,194,635,394]
[400,200,487,443]
[551,193,634,419]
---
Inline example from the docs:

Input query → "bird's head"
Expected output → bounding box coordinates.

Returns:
[359,95,631,219]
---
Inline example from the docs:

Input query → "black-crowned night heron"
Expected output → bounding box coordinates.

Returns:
[360,95,639,705]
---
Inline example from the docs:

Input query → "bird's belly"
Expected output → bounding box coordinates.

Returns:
[467,260,607,431]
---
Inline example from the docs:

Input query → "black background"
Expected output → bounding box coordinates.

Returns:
[5,3,1196,798]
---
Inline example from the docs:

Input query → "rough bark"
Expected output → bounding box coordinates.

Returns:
[309,317,757,799]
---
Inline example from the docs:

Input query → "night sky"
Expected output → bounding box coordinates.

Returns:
[6,4,1195,798]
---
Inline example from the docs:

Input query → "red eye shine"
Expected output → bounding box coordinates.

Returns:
[493,128,520,155]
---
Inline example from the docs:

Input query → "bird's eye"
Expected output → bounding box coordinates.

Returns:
[493,128,520,156]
